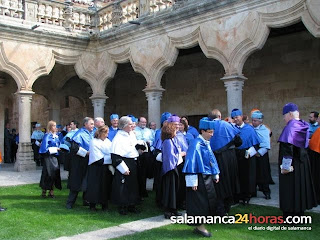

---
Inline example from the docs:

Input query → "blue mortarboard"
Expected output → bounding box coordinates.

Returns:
[167,115,180,123]
[35,123,41,128]
[161,112,172,124]
[251,111,263,119]
[128,114,138,123]
[231,108,242,118]
[110,114,119,120]
[59,144,70,152]
[199,117,216,130]
[57,124,62,129]
[282,103,298,115]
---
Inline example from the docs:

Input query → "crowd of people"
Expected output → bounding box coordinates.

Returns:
[2,103,320,237]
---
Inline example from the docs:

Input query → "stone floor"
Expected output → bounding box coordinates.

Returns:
[0,162,319,240]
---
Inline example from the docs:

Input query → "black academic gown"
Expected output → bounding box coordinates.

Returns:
[111,154,140,206]
[186,174,217,225]
[279,142,317,214]
[235,147,257,201]
[40,154,62,190]
[213,136,241,204]
[67,142,89,192]
[308,149,320,204]
[85,159,113,205]
[256,152,273,186]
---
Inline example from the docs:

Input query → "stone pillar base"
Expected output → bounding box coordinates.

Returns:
[14,143,36,172]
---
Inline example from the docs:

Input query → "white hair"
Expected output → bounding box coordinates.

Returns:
[94,117,104,123]
[292,110,300,119]
[118,116,132,130]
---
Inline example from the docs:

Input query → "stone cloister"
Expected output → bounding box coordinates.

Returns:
[0,0,319,171]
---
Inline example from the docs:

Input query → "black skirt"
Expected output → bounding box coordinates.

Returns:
[308,149,320,204]
[161,168,179,210]
[214,148,240,200]
[111,156,140,206]
[86,159,113,204]
[186,174,217,225]
[256,152,273,185]
[40,155,62,190]
[279,143,317,213]
[236,149,256,197]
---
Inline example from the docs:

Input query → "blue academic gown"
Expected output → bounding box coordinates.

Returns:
[236,123,261,200]
[108,127,118,142]
[183,136,220,218]
[188,125,199,139]
[39,133,62,190]
[210,120,240,151]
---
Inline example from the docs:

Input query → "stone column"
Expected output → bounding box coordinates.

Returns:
[90,95,108,119]
[143,88,164,129]
[14,90,36,171]
[49,108,61,124]
[139,0,150,17]
[0,94,4,157]
[221,75,246,115]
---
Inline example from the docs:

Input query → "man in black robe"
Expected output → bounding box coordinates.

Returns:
[208,109,241,215]
[66,117,94,209]
[278,103,317,218]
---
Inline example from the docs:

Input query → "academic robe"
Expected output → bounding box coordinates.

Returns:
[161,137,181,210]
[111,130,140,206]
[152,129,163,207]
[309,128,320,204]
[254,124,273,188]
[183,136,220,221]
[67,127,93,192]
[187,125,199,139]
[85,138,113,205]
[39,132,62,190]
[108,127,118,142]
[210,120,241,206]
[278,119,317,214]
[235,124,261,201]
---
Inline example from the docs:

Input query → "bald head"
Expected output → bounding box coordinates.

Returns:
[208,109,221,120]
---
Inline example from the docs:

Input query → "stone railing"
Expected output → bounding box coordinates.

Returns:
[0,0,188,33]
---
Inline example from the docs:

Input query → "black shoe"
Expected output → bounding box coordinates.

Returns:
[119,207,128,215]
[128,206,140,214]
[66,204,72,209]
[0,206,6,211]
[193,228,212,237]
[264,193,271,200]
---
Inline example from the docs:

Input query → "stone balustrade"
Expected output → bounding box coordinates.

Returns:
[0,0,185,33]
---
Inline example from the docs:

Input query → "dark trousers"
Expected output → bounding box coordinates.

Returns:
[66,190,86,207]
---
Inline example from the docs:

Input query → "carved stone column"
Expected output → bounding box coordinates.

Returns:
[90,95,108,119]
[14,90,36,171]
[111,1,123,27]
[63,0,74,31]
[24,0,38,22]
[139,0,150,17]
[0,93,5,157]
[221,75,246,116]
[143,88,164,129]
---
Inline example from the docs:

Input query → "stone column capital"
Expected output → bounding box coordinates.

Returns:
[90,95,108,119]
[143,87,165,101]
[221,75,246,92]
[15,90,35,96]
[89,94,109,101]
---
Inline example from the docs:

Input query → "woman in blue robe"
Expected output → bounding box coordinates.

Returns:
[183,117,220,238]
[39,121,62,198]
[161,120,185,218]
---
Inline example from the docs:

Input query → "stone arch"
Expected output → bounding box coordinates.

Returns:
[229,0,320,76]
[0,42,27,90]
[168,25,229,77]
